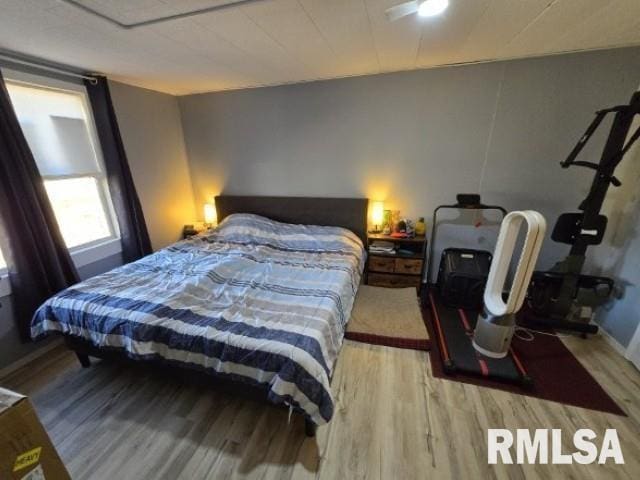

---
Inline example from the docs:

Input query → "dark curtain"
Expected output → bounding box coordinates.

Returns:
[84,76,152,262]
[0,71,79,342]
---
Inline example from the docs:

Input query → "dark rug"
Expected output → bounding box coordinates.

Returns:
[423,304,626,416]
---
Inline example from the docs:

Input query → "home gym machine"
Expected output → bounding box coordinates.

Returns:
[526,91,640,335]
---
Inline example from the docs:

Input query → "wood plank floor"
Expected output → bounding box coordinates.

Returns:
[1,336,639,479]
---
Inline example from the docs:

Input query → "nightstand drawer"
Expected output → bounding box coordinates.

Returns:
[368,273,421,288]
[369,256,395,273]
[395,258,423,275]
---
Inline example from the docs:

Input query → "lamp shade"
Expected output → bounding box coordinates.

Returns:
[371,201,384,226]
[204,203,217,225]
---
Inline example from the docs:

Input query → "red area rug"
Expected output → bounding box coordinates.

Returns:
[423,305,626,416]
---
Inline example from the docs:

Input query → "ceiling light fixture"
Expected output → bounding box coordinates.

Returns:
[418,0,449,18]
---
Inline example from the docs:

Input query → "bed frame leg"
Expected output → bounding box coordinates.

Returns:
[304,418,317,437]
[76,353,91,368]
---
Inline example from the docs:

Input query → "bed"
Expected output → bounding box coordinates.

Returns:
[31,196,368,435]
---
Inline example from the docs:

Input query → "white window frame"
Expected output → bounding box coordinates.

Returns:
[0,248,9,296]
[0,278,9,297]
[0,258,8,296]
[0,69,122,295]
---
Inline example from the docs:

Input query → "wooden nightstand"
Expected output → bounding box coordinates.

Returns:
[365,234,427,289]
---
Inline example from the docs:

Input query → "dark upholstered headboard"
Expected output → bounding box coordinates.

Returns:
[215,195,368,244]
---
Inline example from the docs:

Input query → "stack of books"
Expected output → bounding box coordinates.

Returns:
[369,241,396,255]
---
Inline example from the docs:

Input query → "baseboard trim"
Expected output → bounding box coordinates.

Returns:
[597,326,628,358]
[0,338,63,380]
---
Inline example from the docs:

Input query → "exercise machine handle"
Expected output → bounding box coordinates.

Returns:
[564,161,621,186]
[427,195,507,286]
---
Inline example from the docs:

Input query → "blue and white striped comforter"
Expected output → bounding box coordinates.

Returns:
[31,214,365,425]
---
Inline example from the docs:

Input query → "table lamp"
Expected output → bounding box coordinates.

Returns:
[204,203,217,228]
[370,201,384,233]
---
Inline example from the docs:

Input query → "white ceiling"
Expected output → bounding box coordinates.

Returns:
[1,0,639,95]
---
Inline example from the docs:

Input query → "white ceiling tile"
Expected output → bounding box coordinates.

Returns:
[456,0,555,62]
[610,16,640,46]
[500,0,615,58]
[146,19,270,81]
[0,0,638,94]
[191,8,311,84]
[44,0,126,30]
[240,0,337,78]
[298,0,380,76]
[70,0,231,24]
[0,0,69,31]
[415,0,491,67]
[364,0,424,72]
[546,0,640,52]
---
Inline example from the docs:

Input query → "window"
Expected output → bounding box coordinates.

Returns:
[0,248,6,271]
[4,73,119,251]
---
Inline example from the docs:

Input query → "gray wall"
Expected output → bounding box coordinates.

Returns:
[0,253,122,369]
[587,118,640,347]
[179,47,640,347]
[109,80,196,251]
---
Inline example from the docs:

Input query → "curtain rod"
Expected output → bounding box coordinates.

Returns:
[0,53,98,84]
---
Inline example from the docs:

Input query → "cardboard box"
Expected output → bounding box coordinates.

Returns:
[0,387,70,480]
